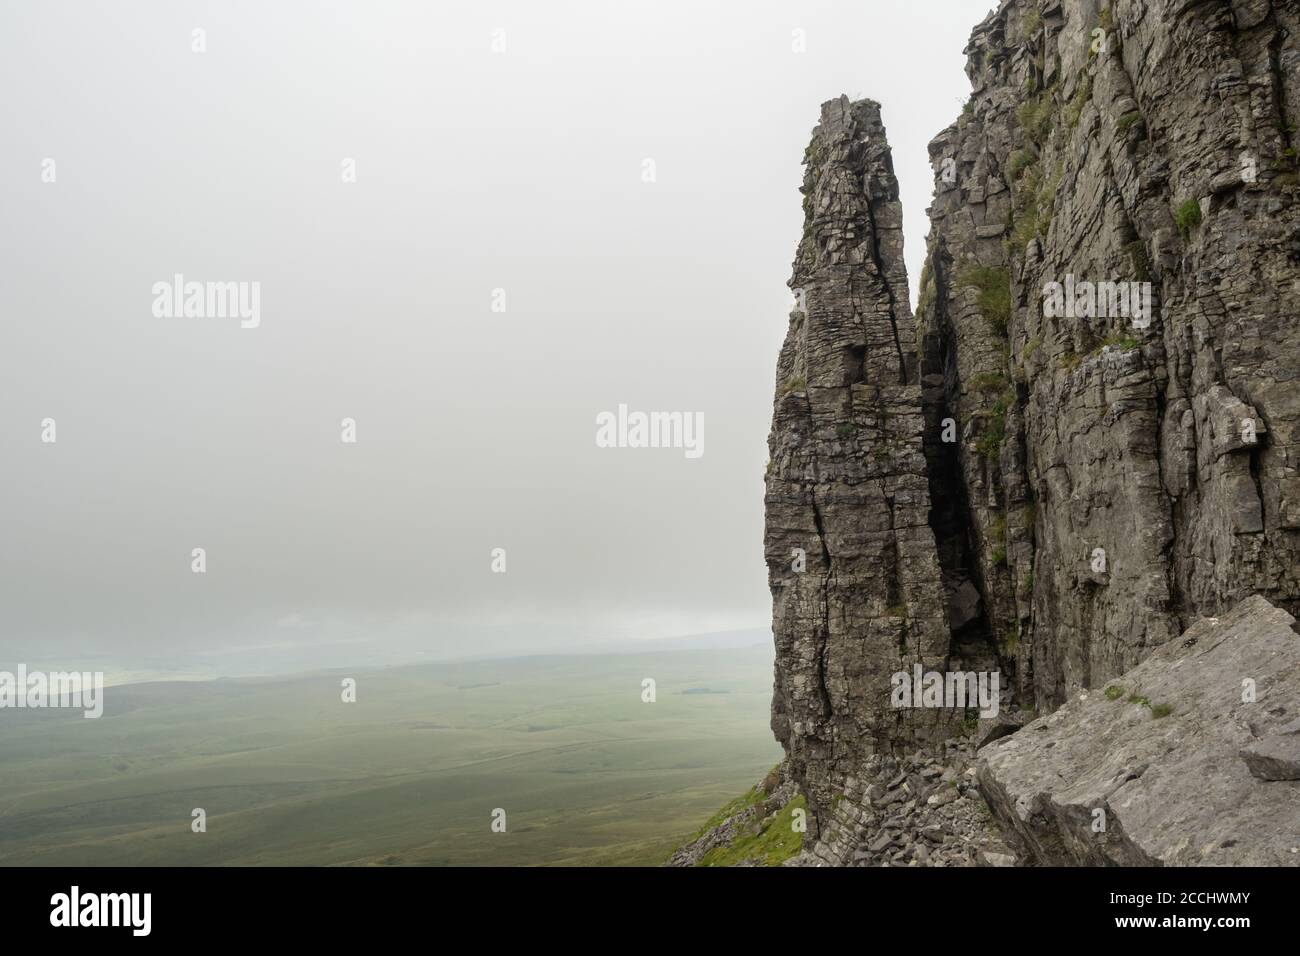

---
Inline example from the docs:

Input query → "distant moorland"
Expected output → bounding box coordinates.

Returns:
[0,646,779,866]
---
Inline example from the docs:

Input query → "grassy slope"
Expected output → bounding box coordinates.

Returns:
[0,647,781,866]
[696,795,806,866]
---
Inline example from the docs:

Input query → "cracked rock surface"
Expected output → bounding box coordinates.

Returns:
[792,742,1014,868]
[766,97,973,840]
[758,0,1300,867]
[977,595,1300,865]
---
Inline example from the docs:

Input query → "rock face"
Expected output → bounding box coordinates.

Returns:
[978,595,1300,865]
[766,97,988,836]
[1241,731,1300,781]
[761,0,1300,862]
[790,742,1016,867]
[920,0,1300,716]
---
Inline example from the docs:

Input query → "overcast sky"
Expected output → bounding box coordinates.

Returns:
[0,0,983,673]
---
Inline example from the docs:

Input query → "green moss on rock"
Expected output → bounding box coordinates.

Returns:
[697,795,807,867]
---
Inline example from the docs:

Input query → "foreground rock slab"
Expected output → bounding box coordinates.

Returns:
[978,596,1300,866]
[1241,726,1300,782]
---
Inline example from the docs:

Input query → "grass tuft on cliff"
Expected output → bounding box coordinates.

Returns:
[959,265,1012,337]
[1174,198,1202,237]
[976,390,1015,462]
[697,795,806,867]
[1064,75,1093,130]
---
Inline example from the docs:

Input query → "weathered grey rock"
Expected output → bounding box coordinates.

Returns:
[975,709,1029,751]
[766,96,965,834]
[920,826,946,844]
[1241,735,1300,781]
[868,832,895,853]
[978,596,1300,866]
[785,743,1015,867]
[735,0,1300,870]
[927,788,960,808]
[920,0,1300,717]
[978,847,1018,867]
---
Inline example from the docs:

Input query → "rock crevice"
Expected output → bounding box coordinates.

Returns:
[761,0,1300,865]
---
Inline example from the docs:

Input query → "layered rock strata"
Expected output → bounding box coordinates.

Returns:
[920,0,1300,715]
[765,97,993,837]
[761,0,1300,861]
[978,595,1300,865]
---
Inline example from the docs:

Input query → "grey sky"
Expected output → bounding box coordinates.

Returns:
[0,1,982,672]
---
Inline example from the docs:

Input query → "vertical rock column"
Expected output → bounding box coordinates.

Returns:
[765,97,957,833]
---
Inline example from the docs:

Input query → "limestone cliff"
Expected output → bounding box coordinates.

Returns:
[920,0,1300,721]
[765,98,980,838]
[750,0,1300,861]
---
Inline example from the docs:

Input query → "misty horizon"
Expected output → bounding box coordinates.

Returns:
[1,1,975,676]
